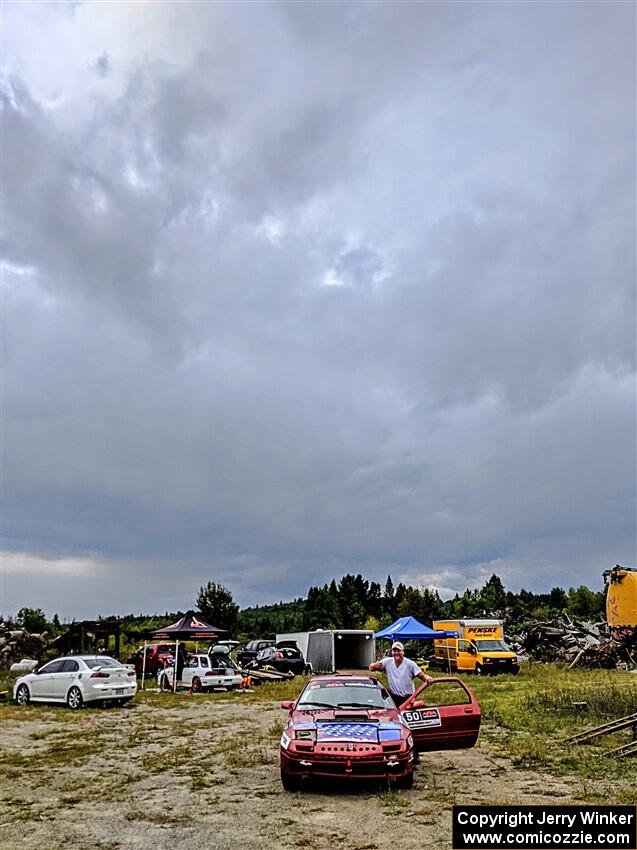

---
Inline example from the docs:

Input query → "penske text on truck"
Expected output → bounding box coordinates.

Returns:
[432,619,519,675]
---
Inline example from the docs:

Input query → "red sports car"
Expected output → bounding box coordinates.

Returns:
[279,674,480,791]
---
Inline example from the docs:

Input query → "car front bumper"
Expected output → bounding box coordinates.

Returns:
[281,745,413,780]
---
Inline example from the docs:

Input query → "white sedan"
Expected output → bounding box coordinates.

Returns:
[158,653,243,692]
[14,655,137,709]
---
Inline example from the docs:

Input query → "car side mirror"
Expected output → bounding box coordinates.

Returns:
[280,700,294,710]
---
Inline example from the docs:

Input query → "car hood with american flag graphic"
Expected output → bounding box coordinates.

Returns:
[288,706,405,743]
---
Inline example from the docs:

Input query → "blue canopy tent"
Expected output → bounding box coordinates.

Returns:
[375,616,457,640]
[374,616,458,672]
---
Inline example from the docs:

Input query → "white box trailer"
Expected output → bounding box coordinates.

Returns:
[276,629,376,673]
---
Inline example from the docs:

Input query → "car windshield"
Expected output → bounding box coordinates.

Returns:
[475,640,511,651]
[297,681,391,710]
[83,657,121,668]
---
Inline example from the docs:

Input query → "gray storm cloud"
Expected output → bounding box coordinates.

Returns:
[1,1,634,618]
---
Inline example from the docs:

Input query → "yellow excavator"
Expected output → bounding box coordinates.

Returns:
[604,565,637,646]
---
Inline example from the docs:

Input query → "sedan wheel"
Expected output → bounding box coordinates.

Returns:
[67,686,83,710]
[16,684,30,706]
[191,677,202,693]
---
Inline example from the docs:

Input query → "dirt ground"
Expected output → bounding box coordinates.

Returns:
[0,694,627,850]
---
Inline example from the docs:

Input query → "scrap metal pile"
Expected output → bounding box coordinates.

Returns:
[0,624,48,670]
[507,616,637,669]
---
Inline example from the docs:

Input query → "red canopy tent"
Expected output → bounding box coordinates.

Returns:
[145,611,228,691]
[150,610,227,640]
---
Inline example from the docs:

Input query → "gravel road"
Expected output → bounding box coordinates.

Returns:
[0,694,624,850]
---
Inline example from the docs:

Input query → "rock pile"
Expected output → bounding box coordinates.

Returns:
[507,616,636,669]
[0,624,48,670]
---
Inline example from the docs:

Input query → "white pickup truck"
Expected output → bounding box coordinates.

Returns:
[158,653,242,692]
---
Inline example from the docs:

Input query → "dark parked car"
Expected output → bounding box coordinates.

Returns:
[236,639,275,668]
[247,641,308,676]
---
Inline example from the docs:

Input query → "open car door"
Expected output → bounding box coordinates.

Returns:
[399,676,481,752]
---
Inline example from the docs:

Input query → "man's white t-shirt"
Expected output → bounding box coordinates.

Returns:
[379,656,421,697]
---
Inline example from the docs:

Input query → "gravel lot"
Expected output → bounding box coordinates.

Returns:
[0,693,629,850]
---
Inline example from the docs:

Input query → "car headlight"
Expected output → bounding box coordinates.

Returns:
[295,729,316,742]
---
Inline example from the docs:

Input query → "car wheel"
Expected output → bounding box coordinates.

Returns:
[510,668,520,676]
[280,770,302,792]
[191,677,202,693]
[67,686,83,710]
[392,770,414,790]
[15,684,30,706]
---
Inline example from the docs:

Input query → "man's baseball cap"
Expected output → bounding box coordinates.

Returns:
[391,641,404,652]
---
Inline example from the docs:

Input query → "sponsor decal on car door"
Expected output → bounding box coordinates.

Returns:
[400,677,481,752]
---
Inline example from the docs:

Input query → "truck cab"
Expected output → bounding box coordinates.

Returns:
[432,619,519,675]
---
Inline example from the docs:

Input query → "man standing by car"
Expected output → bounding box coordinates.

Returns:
[369,641,432,707]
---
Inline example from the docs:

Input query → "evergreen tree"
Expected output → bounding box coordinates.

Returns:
[304,585,341,629]
[394,582,408,613]
[338,574,366,628]
[382,575,396,620]
[566,586,605,621]
[196,582,239,633]
[479,574,507,615]
[16,607,48,632]
[421,587,445,622]
[368,581,382,618]
[548,587,568,613]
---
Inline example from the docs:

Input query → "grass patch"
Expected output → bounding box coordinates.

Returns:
[452,664,637,782]
[125,807,190,825]
[189,769,225,791]
[268,718,285,738]
[1,737,106,775]
[223,742,272,769]
[378,790,411,813]
[524,683,636,722]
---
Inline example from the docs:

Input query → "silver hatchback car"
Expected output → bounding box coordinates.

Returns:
[14,655,137,709]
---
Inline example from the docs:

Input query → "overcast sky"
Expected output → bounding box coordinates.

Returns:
[2,1,635,621]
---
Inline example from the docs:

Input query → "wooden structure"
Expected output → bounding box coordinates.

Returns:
[46,620,121,658]
[564,712,637,759]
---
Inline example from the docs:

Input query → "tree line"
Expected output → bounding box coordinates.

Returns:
[11,572,606,641]
[234,573,605,638]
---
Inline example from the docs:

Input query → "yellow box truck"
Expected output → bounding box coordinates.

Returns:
[432,619,519,675]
